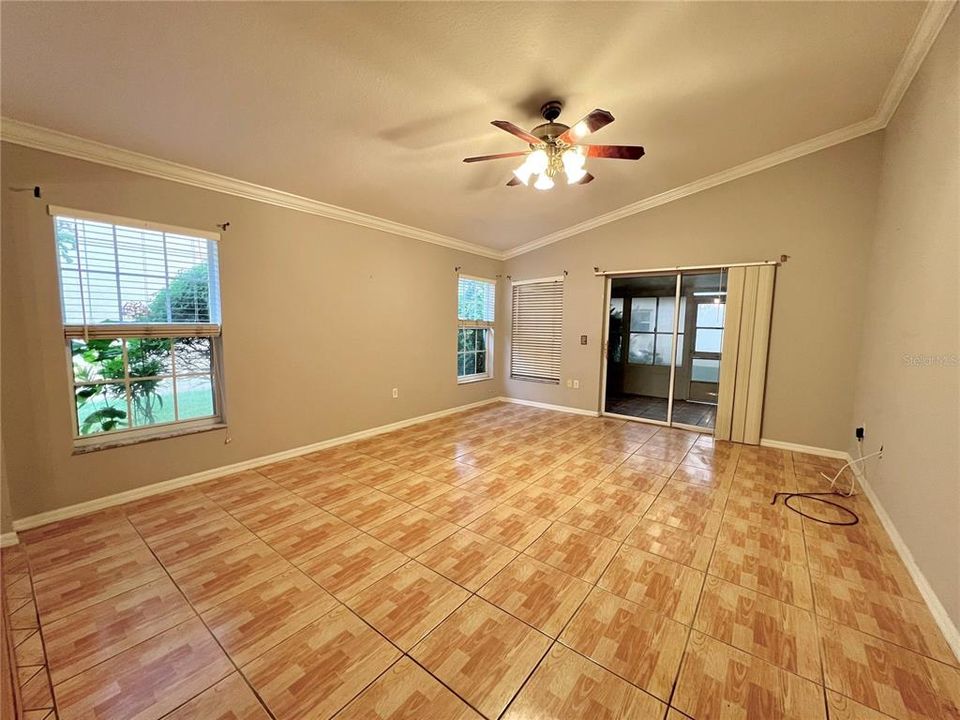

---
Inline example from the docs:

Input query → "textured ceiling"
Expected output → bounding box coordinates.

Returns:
[1,2,925,251]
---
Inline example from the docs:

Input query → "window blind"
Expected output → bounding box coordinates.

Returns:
[50,207,222,339]
[510,277,564,383]
[457,275,496,328]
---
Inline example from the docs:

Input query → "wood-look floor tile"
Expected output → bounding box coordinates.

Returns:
[19,665,53,710]
[467,505,551,551]
[18,509,127,547]
[367,508,459,556]
[623,519,715,571]
[33,546,165,624]
[715,519,807,565]
[9,596,39,629]
[605,466,670,494]
[559,500,641,541]
[598,546,705,624]
[645,498,722,538]
[825,690,900,720]
[54,617,232,720]
[2,544,30,573]
[25,520,144,579]
[4,573,32,600]
[525,522,619,583]
[533,468,603,498]
[810,571,955,666]
[127,495,226,542]
[806,536,922,603]
[206,478,289,515]
[257,510,359,564]
[559,587,688,701]
[478,555,590,637]
[229,492,322,534]
[328,490,414,530]
[634,444,688,464]
[419,488,498,526]
[411,596,551,720]
[455,473,527,503]
[256,456,317,483]
[164,673,271,719]
[292,474,371,508]
[201,568,337,666]
[14,631,45,666]
[672,464,730,488]
[347,561,469,650]
[146,514,256,571]
[622,454,679,477]
[723,496,803,534]
[659,480,728,513]
[243,605,400,720]
[582,484,656,515]
[167,540,290,612]
[672,631,825,720]
[298,533,407,600]
[337,656,482,719]
[379,474,451,505]
[709,534,813,610]
[44,577,195,684]
[419,459,487,485]
[693,576,820,681]
[416,528,517,591]
[505,484,580,520]
[343,459,415,488]
[819,618,960,720]
[502,643,666,720]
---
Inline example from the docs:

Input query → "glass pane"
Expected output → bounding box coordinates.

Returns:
[458,277,495,323]
[676,333,684,367]
[610,298,624,318]
[475,329,486,352]
[695,328,724,353]
[174,337,212,374]
[609,299,624,363]
[628,333,654,364]
[657,297,675,333]
[464,353,476,376]
[176,375,215,420]
[654,333,673,366]
[476,350,487,374]
[71,338,123,382]
[630,298,656,332]
[130,378,176,427]
[697,302,725,328]
[457,353,466,376]
[464,330,476,352]
[457,329,466,352]
[75,383,127,435]
[126,337,172,378]
[692,358,721,383]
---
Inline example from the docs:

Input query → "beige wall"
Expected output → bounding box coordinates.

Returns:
[500,133,883,451]
[852,9,959,627]
[1,143,504,520]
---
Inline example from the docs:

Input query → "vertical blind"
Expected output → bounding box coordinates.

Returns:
[457,275,496,328]
[50,206,222,339]
[510,277,564,383]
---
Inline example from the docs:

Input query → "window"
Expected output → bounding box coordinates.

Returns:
[510,277,564,383]
[628,296,685,366]
[51,206,224,447]
[457,275,495,382]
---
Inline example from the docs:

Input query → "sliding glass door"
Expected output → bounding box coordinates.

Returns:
[603,269,726,431]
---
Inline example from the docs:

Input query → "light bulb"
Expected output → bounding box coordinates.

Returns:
[513,161,534,185]
[573,121,589,138]
[534,173,554,191]
[526,149,549,175]
[562,147,586,170]
[565,166,587,184]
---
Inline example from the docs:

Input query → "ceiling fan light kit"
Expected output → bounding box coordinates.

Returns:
[464,100,645,190]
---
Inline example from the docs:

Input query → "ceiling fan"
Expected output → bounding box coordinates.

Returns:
[463,101,645,189]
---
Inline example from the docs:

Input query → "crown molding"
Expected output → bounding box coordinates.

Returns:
[0,118,504,261]
[876,0,957,125]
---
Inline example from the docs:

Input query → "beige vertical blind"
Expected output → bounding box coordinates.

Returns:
[510,277,564,383]
[715,265,776,444]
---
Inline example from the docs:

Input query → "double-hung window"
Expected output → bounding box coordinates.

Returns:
[51,206,225,448]
[457,275,495,382]
[510,276,564,384]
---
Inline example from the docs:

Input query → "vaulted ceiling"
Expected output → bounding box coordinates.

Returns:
[1,2,930,252]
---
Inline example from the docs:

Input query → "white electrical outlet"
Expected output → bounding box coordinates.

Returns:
[392,388,399,399]
[566,379,572,388]
[573,379,580,389]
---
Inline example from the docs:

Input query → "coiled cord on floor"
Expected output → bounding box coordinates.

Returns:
[770,491,860,526]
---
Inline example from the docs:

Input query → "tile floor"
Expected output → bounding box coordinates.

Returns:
[605,393,718,429]
[2,402,958,720]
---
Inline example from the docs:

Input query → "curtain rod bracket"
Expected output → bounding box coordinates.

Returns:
[216,222,230,232]
[779,254,790,263]
[9,186,41,198]
[563,270,569,276]
[455,266,461,273]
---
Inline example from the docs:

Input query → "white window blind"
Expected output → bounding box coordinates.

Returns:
[457,275,496,328]
[51,206,221,339]
[510,277,564,383]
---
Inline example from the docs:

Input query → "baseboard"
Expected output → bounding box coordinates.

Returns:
[497,396,600,417]
[12,396,503,532]
[846,457,960,663]
[0,532,19,548]
[759,438,848,459]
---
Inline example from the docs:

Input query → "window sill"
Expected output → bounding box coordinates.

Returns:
[457,374,493,385]
[72,422,228,455]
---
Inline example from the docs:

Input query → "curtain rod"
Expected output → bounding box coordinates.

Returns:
[593,258,786,277]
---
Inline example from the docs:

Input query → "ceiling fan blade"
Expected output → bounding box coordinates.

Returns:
[576,172,595,184]
[582,144,645,160]
[557,109,615,144]
[506,176,522,186]
[463,151,529,163]
[491,120,542,145]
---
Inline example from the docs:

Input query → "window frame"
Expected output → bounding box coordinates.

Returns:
[627,295,686,367]
[457,274,496,384]
[49,206,226,451]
